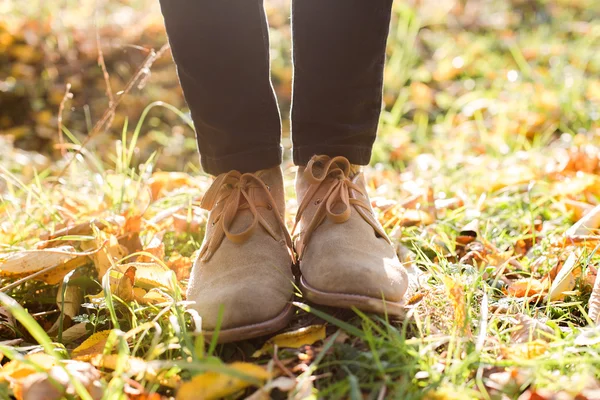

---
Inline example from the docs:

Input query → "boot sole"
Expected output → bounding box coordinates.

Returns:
[300,277,408,318]
[203,302,295,343]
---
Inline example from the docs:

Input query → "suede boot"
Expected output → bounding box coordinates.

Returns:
[188,166,295,342]
[294,155,408,316]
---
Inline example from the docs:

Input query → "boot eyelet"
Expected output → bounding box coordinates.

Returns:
[267,204,273,210]
[314,198,322,205]
[211,221,215,226]
[266,185,271,191]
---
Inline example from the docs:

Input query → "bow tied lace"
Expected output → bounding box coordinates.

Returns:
[199,171,292,262]
[292,156,390,259]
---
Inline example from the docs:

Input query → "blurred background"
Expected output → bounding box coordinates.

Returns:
[1,0,599,173]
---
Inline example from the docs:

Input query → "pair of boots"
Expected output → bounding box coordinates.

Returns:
[187,155,409,342]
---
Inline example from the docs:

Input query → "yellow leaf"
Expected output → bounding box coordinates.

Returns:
[71,330,112,360]
[443,276,468,335]
[0,246,88,285]
[549,253,578,301]
[90,354,180,388]
[253,325,326,357]
[82,233,128,279]
[148,171,195,200]
[116,262,177,290]
[0,353,57,382]
[176,362,271,400]
[502,339,548,360]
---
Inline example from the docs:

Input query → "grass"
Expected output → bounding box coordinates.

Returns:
[1,0,600,399]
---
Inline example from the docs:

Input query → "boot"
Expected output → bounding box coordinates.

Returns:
[294,155,408,316]
[188,166,295,342]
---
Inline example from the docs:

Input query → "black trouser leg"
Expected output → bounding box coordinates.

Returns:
[159,0,282,175]
[291,0,394,166]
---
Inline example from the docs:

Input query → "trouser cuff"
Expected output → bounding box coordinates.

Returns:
[201,145,283,176]
[293,144,372,166]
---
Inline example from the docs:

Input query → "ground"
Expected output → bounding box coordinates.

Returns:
[1,0,600,399]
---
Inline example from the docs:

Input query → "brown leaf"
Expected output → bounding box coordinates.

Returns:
[511,314,554,344]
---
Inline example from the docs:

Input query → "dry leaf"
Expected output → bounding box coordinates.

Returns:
[0,353,57,383]
[60,323,89,344]
[245,377,296,400]
[443,276,468,334]
[16,360,103,400]
[0,246,88,285]
[506,278,545,298]
[502,339,549,360]
[138,235,165,263]
[116,262,177,290]
[57,282,83,321]
[253,325,326,357]
[511,314,554,344]
[166,253,193,281]
[566,204,600,237]
[176,362,271,400]
[588,271,600,324]
[71,330,112,360]
[149,171,195,200]
[549,253,578,301]
[82,233,128,278]
[90,354,179,388]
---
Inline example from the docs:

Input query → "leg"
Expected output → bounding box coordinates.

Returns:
[291,2,410,316]
[159,0,282,175]
[291,0,394,166]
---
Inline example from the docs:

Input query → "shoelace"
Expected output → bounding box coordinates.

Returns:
[199,170,293,262]
[292,155,390,259]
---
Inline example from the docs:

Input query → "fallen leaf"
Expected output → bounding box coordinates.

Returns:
[116,262,177,291]
[588,270,600,324]
[0,353,57,383]
[137,235,165,263]
[16,360,103,400]
[71,330,113,360]
[60,323,88,344]
[0,246,88,285]
[549,253,578,301]
[82,233,128,278]
[245,377,296,400]
[566,204,600,237]
[511,314,554,344]
[166,253,193,281]
[502,340,549,361]
[253,325,326,357]
[506,278,545,298]
[176,362,271,400]
[90,354,180,388]
[56,282,83,321]
[148,172,195,200]
[443,276,469,335]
